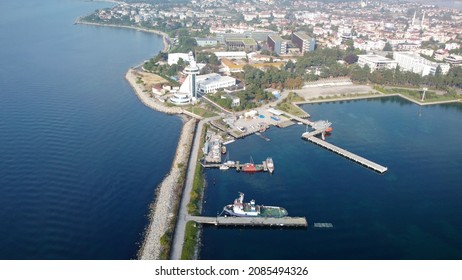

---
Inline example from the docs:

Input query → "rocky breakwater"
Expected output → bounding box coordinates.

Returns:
[139,118,196,259]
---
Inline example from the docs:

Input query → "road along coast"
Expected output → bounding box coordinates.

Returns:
[138,118,196,259]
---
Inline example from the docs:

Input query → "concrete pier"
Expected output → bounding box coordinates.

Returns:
[190,216,308,228]
[302,135,388,173]
[201,161,271,173]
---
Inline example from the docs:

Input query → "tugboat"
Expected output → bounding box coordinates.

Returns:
[242,156,264,172]
[223,192,288,217]
[242,162,264,172]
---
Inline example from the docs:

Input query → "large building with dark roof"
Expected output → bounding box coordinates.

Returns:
[267,34,287,55]
[225,38,257,52]
[291,31,316,54]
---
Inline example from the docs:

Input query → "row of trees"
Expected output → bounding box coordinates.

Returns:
[350,65,462,90]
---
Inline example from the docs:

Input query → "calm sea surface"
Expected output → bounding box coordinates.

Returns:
[201,97,462,259]
[0,0,181,259]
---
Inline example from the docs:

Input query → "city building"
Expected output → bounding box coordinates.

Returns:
[291,31,315,54]
[214,51,247,60]
[393,51,449,76]
[195,38,218,47]
[248,31,277,42]
[445,54,462,66]
[197,73,236,94]
[225,38,258,52]
[357,54,397,71]
[267,34,287,55]
[220,58,245,74]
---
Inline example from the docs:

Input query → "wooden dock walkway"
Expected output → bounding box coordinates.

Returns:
[189,216,308,228]
[303,135,388,173]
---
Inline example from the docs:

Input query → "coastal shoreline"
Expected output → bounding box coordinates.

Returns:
[75,19,170,52]
[124,69,196,259]
[138,118,196,260]
[296,93,462,106]
[125,69,183,115]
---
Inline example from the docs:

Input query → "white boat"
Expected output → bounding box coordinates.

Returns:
[266,157,274,174]
[219,165,229,170]
[223,139,235,145]
[223,152,235,166]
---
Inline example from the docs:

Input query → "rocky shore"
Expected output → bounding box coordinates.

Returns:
[138,118,196,259]
[125,70,183,115]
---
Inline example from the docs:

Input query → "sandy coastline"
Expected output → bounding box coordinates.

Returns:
[75,19,170,52]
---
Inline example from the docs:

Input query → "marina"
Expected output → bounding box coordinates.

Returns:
[189,216,308,228]
[201,159,273,173]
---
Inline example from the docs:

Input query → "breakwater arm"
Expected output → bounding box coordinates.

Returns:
[138,118,196,259]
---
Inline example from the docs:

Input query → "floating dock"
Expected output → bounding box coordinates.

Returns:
[302,135,388,173]
[190,216,308,228]
[313,223,334,228]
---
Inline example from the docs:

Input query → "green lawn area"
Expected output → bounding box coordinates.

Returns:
[276,92,307,117]
[185,106,218,118]
[276,102,307,117]
[383,87,461,103]
[181,221,199,260]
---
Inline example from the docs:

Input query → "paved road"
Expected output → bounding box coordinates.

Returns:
[170,117,216,259]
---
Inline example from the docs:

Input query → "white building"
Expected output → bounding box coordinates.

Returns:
[393,51,449,76]
[445,43,461,51]
[167,53,190,65]
[170,52,200,105]
[357,54,397,72]
[354,40,386,52]
[197,73,236,94]
[445,54,462,66]
[214,51,247,60]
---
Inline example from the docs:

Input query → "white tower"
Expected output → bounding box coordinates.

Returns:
[183,51,200,101]
[411,11,416,26]
[421,11,426,28]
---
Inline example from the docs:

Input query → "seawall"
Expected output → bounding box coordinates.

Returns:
[138,118,196,259]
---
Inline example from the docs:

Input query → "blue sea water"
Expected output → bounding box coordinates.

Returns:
[200,97,462,259]
[0,0,181,259]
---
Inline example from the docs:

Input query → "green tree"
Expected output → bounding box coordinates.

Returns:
[383,42,393,51]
